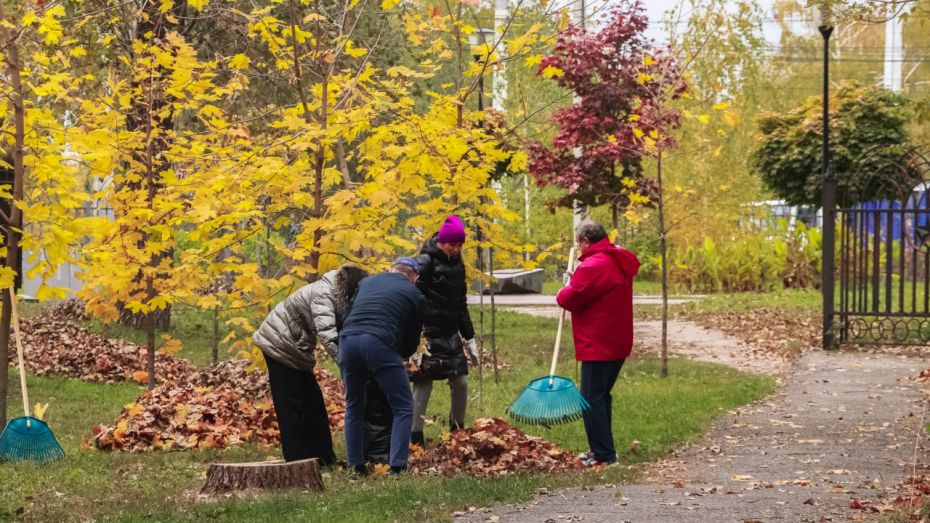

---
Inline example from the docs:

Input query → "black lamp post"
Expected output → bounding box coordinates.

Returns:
[468,27,500,383]
[820,22,835,350]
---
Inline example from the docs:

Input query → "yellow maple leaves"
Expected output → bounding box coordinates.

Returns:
[228,53,250,70]
[0,0,527,378]
[540,65,564,79]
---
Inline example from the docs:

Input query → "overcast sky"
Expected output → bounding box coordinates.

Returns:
[640,0,781,44]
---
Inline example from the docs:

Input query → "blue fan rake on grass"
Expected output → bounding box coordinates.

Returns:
[0,287,64,462]
[506,247,589,427]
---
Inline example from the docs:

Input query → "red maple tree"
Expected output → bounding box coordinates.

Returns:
[527,1,685,217]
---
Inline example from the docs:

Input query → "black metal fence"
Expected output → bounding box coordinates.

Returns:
[837,195,930,344]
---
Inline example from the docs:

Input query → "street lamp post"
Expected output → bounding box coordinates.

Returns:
[468,27,501,383]
[820,21,835,350]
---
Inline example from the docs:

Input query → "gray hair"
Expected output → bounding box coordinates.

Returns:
[575,221,608,244]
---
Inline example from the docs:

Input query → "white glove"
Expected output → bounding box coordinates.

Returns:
[464,338,479,366]
[411,343,432,367]
[562,270,573,285]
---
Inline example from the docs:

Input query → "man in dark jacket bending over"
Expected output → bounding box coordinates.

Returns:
[339,258,426,475]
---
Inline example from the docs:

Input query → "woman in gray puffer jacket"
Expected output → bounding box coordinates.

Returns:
[253,264,368,463]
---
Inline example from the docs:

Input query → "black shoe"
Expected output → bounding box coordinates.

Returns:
[449,421,465,432]
[389,465,407,475]
[350,464,369,477]
[411,430,425,447]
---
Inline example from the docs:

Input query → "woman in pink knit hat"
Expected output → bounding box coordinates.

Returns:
[408,215,479,446]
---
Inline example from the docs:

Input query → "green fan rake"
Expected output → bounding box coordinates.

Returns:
[506,248,589,426]
[0,287,64,462]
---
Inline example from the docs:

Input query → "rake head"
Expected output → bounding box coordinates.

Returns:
[506,375,590,427]
[0,416,65,463]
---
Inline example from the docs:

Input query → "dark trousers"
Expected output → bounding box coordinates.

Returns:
[339,333,414,468]
[580,359,625,463]
[265,356,336,465]
[364,377,394,463]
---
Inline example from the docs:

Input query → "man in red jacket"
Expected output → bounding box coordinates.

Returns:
[556,221,640,467]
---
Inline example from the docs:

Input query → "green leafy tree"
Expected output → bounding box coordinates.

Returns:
[753,82,917,206]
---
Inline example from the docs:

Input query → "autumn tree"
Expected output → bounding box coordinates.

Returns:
[659,0,769,242]
[526,3,664,227]
[0,2,100,423]
[754,82,916,206]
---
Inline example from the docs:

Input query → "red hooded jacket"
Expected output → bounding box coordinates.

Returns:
[556,238,640,361]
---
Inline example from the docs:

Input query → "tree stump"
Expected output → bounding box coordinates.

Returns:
[201,458,324,495]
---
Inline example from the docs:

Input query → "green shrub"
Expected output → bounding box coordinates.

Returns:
[667,221,822,293]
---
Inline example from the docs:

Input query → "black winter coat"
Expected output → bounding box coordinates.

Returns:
[415,235,475,340]
[409,235,474,381]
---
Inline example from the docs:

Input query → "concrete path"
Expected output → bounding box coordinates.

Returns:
[467,295,698,306]
[501,308,791,376]
[457,350,930,522]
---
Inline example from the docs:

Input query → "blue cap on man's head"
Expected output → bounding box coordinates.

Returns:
[393,257,420,273]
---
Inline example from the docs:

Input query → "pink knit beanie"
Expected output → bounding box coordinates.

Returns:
[436,215,466,243]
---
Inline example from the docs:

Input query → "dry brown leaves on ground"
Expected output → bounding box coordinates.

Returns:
[43,298,89,322]
[409,418,582,476]
[843,473,930,518]
[14,311,347,451]
[93,361,345,451]
[694,308,820,358]
[18,317,195,384]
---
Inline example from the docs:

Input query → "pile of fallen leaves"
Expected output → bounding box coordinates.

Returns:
[198,359,346,427]
[18,317,194,384]
[694,308,820,358]
[43,298,89,322]
[313,366,346,429]
[409,418,582,476]
[92,378,277,451]
[11,311,347,452]
[93,362,345,451]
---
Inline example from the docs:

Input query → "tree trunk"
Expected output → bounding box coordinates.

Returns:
[119,306,170,331]
[489,246,499,384]
[611,162,618,229]
[288,0,327,277]
[212,306,219,365]
[523,174,530,262]
[336,138,352,187]
[0,23,26,427]
[201,458,324,495]
[476,224,485,409]
[118,8,174,333]
[145,277,157,389]
[657,149,669,379]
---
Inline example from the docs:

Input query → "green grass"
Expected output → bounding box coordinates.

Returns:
[0,309,776,522]
[881,503,930,523]
[632,288,822,321]
[683,288,823,314]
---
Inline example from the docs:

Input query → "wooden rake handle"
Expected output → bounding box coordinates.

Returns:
[549,247,576,384]
[9,287,29,418]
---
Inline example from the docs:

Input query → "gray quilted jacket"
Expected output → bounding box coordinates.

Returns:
[252,269,349,371]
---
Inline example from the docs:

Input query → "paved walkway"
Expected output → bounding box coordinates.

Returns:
[458,350,930,522]
[467,294,698,306]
